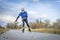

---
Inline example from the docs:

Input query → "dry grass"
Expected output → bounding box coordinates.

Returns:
[31,28,60,34]
[0,28,9,34]
[0,28,60,34]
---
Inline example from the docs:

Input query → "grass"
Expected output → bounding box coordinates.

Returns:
[0,28,9,34]
[31,28,60,34]
[0,28,60,35]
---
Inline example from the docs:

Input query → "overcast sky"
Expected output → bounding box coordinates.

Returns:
[0,0,60,26]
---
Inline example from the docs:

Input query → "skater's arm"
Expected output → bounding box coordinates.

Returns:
[26,12,28,17]
[15,13,21,22]
[25,11,28,17]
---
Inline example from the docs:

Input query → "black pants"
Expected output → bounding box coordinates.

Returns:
[22,18,30,28]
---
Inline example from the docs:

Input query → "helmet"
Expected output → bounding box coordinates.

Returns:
[21,8,24,11]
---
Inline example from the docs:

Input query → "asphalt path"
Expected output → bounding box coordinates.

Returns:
[0,30,60,40]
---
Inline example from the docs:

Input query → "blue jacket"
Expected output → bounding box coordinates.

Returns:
[15,11,28,21]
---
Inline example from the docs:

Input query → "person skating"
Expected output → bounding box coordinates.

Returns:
[15,8,31,33]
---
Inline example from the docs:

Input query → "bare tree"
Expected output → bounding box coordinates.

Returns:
[6,22,18,29]
[44,19,50,28]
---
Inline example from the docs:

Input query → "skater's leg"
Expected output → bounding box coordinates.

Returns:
[25,19,31,32]
[22,20,25,33]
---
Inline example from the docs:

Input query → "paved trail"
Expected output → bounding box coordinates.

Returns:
[0,30,60,40]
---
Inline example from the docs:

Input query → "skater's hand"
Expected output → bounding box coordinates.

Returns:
[15,19,17,22]
[14,21,17,25]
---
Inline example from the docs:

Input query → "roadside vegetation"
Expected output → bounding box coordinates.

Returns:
[0,26,8,34]
[0,19,60,34]
[30,19,60,34]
